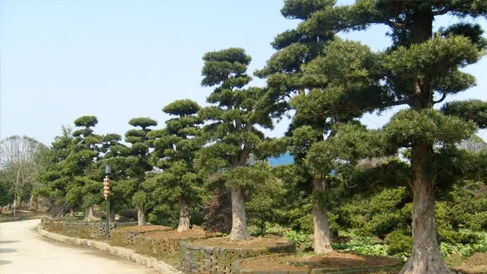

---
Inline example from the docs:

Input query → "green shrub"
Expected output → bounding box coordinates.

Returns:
[386,230,412,257]
[284,230,313,250]
[438,228,483,245]
[333,236,388,257]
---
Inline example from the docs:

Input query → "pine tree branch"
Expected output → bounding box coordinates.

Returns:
[362,98,411,112]
[385,20,405,29]
[433,93,447,104]
[432,8,450,16]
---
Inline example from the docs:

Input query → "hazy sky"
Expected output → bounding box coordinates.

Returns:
[1,1,486,146]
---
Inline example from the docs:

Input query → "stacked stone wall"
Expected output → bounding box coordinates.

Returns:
[180,241,295,274]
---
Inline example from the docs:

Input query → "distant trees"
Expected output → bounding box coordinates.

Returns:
[0,135,47,215]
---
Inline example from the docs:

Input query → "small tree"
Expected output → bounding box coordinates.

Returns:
[99,133,130,220]
[70,116,102,220]
[37,126,77,216]
[149,99,203,232]
[198,48,273,240]
[124,117,157,226]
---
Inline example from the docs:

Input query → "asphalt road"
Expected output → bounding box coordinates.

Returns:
[0,219,154,274]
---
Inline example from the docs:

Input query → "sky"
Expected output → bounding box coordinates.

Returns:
[1,0,486,146]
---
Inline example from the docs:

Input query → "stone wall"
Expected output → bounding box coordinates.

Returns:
[132,231,208,260]
[180,240,295,274]
[40,218,137,239]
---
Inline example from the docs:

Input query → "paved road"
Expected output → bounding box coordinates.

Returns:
[0,219,154,274]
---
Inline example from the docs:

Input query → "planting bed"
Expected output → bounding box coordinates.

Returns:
[233,251,402,274]
[453,252,487,274]
[180,235,295,274]
[110,225,172,247]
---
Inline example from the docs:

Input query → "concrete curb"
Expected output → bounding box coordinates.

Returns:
[0,216,44,223]
[37,225,184,274]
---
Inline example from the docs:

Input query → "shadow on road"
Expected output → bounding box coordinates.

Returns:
[0,260,12,265]
[0,248,17,253]
[0,241,19,244]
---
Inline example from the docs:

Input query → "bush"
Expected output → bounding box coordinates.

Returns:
[386,230,412,257]
[438,228,483,245]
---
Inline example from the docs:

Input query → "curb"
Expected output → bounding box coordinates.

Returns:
[37,225,184,274]
[0,216,44,223]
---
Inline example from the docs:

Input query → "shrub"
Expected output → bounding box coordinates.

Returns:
[386,230,412,257]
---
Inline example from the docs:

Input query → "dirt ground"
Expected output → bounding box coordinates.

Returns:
[190,234,291,248]
[454,252,487,274]
[240,251,401,271]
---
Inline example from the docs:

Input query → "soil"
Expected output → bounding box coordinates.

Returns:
[240,251,401,271]
[143,226,214,240]
[190,235,291,249]
[116,225,172,233]
[454,252,487,274]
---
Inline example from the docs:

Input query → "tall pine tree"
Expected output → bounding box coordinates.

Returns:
[271,1,487,273]
[198,48,273,240]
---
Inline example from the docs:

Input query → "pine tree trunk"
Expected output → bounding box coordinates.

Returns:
[137,204,146,226]
[400,141,453,274]
[84,206,97,221]
[177,197,191,232]
[87,207,94,218]
[13,195,16,217]
[397,8,453,274]
[229,187,250,241]
[313,177,333,254]
[29,195,34,210]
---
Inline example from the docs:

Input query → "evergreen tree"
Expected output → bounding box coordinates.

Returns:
[123,117,157,226]
[268,1,487,272]
[38,126,77,216]
[99,133,130,220]
[197,48,273,240]
[256,0,382,254]
[71,116,102,220]
[149,99,203,231]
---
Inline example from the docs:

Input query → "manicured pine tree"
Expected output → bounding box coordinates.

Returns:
[71,116,103,220]
[256,0,372,254]
[123,117,157,226]
[149,99,203,232]
[99,133,130,220]
[198,48,273,241]
[280,1,487,273]
[37,126,77,216]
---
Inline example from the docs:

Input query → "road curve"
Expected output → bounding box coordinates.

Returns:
[0,219,154,274]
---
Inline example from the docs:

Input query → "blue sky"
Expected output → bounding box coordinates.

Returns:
[1,0,486,145]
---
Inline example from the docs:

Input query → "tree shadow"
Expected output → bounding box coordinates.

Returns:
[0,241,19,244]
[0,248,17,253]
[0,260,11,265]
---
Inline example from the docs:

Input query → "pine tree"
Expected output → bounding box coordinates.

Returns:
[123,117,157,226]
[149,99,203,232]
[269,1,487,272]
[198,48,273,240]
